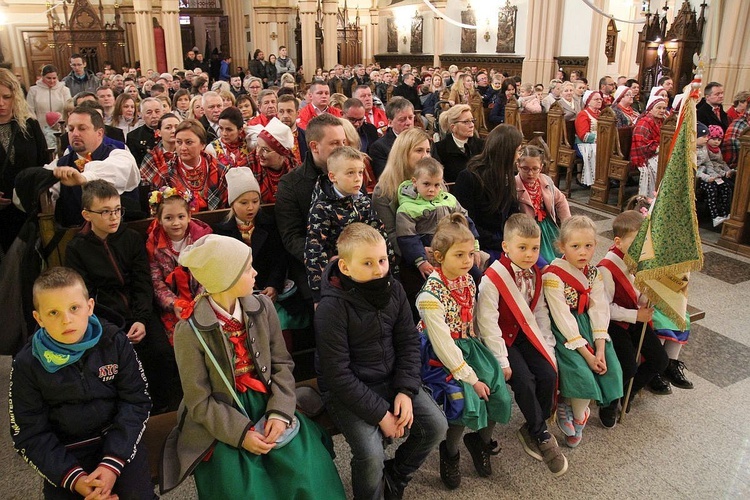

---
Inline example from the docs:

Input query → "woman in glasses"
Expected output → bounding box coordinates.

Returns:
[246,117,297,204]
[433,104,485,183]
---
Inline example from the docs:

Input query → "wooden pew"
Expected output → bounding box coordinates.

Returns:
[505,97,549,143]
[546,102,577,196]
[717,127,750,256]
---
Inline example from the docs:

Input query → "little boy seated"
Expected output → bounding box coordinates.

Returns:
[10,267,152,499]
[396,157,482,279]
[597,210,669,424]
[314,223,447,499]
[64,179,179,413]
[304,146,390,301]
[476,213,567,476]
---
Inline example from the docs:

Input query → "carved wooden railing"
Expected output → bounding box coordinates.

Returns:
[587,107,635,213]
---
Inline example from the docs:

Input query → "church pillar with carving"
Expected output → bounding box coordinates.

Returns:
[369,10,379,65]
[160,0,182,71]
[133,0,157,72]
[226,0,246,62]
[322,0,338,69]
[299,0,317,73]
[522,0,564,84]
[433,8,444,68]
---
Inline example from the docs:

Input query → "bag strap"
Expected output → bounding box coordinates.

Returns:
[187,318,249,419]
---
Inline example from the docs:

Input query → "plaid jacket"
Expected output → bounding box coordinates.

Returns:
[630,114,663,168]
[722,116,748,168]
[154,152,228,211]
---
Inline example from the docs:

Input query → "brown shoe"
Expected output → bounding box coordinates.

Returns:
[517,425,542,461]
[539,434,569,477]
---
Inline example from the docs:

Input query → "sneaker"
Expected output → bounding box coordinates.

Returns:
[556,402,575,437]
[664,359,694,389]
[599,401,619,429]
[565,407,590,448]
[438,441,461,490]
[384,459,407,500]
[463,432,493,477]
[538,435,569,477]
[647,373,673,395]
[713,216,725,227]
[517,425,542,461]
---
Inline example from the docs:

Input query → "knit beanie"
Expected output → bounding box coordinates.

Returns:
[613,86,629,104]
[226,167,260,205]
[583,90,602,107]
[179,234,252,293]
[697,122,709,138]
[247,117,294,157]
[645,94,668,113]
[707,124,724,140]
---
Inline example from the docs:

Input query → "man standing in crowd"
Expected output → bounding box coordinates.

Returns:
[63,54,100,95]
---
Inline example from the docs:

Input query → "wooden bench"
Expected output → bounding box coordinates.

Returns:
[546,102,579,197]
[717,127,750,256]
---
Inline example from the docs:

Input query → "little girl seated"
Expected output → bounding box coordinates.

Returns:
[418,214,512,489]
[160,234,345,498]
[518,83,543,114]
[515,145,571,264]
[696,122,733,227]
[146,186,212,344]
[543,216,623,448]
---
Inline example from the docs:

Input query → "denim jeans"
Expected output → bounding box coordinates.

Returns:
[325,382,447,500]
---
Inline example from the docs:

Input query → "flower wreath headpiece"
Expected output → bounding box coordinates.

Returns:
[148,186,195,216]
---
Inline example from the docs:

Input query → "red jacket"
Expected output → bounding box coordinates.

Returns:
[296,103,342,130]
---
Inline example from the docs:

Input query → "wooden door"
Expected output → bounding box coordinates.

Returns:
[23,31,54,84]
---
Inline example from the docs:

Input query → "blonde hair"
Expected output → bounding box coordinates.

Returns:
[439,104,471,135]
[504,213,541,240]
[612,210,644,239]
[0,68,32,136]
[376,128,431,200]
[558,215,597,245]
[337,222,385,261]
[412,157,443,180]
[520,83,534,94]
[339,118,361,150]
[329,93,347,110]
[327,145,363,174]
[186,95,204,120]
[432,213,475,259]
[219,90,236,106]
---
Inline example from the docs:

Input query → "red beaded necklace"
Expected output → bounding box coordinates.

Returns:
[437,267,474,324]
[178,156,207,191]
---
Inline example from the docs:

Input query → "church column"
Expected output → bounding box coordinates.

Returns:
[253,9,273,53]
[704,0,750,99]
[299,0,317,73]
[276,8,291,50]
[133,0,156,72]
[586,0,608,84]
[433,8,444,68]
[225,0,246,63]
[522,0,564,84]
[369,10,379,65]
[322,0,338,69]
[160,0,182,71]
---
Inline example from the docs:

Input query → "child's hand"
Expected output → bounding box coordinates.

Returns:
[636,307,654,323]
[584,354,603,374]
[394,393,414,430]
[502,366,512,381]
[73,475,98,498]
[262,417,288,444]
[242,429,276,455]
[173,303,183,317]
[126,322,146,344]
[473,251,481,268]
[473,380,491,401]
[260,287,278,302]
[378,411,403,439]
[708,176,716,183]
[83,466,117,498]
[418,261,434,279]
[595,350,608,375]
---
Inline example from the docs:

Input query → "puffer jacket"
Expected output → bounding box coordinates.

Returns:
[314,262,421,426]
[26,80,71,148]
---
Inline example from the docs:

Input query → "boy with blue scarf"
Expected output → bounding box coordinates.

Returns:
[9,267,153,499]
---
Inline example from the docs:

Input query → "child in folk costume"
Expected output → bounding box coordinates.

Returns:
[146,187,212,344]
[596,211,670,427]
[515,145,571,264]
[418,214,512,489]
[543,216,623,448]
[160,235,345,499]
[476,214,567,476]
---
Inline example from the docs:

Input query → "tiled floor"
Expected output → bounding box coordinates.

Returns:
[1,196,749,499]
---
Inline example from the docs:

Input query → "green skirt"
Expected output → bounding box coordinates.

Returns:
[193,389,345,500]
[539,216,562,264]
[551,310,623,405]
[453,337,512,430]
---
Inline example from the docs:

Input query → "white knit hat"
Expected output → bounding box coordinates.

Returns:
[247,117,294,156]
[645,94,668,113]
[613,85,629,104]
[649,86,666,99]
[179,234,252,294]
[226,167,260,205]
[582,90,602,107]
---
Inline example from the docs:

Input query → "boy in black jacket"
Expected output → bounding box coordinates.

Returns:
[64,179,178,413]
[10,267,152,499]
[315,223,447,499]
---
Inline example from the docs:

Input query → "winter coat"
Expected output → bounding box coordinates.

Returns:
[26,80,71,149]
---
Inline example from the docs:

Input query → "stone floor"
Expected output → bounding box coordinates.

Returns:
[2,191,749,499]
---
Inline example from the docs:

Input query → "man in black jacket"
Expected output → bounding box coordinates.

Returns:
[392,73,422,112]
[125,97,163,167]
[198,91,223,143]
[315,224,446,500]
[275,113,346,301]
[697,81,729,132]
[368,97,415,177]
[343,98,379,153]
[248,49,269,88]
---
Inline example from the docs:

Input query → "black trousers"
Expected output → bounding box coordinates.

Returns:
[609,321,669,397]
[132,311,181,413]
[506,333,557,440]
[43,441,154,500]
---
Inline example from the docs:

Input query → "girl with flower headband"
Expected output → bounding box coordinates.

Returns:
[146,186,213,344]
[204,106,251,173]
[417,213,512,488]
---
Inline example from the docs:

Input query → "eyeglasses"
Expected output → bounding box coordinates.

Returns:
[346,116,366,124]
[249,85,262,90]
[454,119,476,125]
[85,207,124,218]
[256,147,276,156]
[518,166,541,173]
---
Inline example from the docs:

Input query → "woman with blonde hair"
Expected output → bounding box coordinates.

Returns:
[111,92,141,137]
[186,95,204,121]
[372,127,432,254]
[434,104,485,182]
[0,68,48,250]
[339,117,377,192]
[329,92,347,111]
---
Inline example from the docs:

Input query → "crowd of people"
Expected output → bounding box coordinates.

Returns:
[1,49,745,499]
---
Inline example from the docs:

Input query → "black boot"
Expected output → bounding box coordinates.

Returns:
[664,359,694,389]
[384,459,408,500]
[599,400,619,428]
[463,432,494,477]
[647,373,673,395]
[439,441,461,489]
